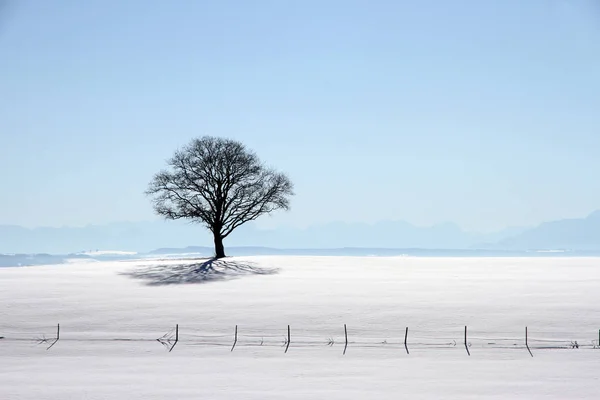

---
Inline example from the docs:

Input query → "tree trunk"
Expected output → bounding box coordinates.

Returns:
[214,233,226,259]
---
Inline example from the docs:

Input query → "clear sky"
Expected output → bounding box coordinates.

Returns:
[1,0,599,232]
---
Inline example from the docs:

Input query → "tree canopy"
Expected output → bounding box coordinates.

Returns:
[146,136,294,258]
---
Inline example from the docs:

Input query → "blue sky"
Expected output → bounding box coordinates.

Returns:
[1,0,599,232]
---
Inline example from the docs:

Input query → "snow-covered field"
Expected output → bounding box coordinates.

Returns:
[1,256,599,399]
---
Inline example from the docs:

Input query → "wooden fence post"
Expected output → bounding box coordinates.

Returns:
[464,326,470,356]
[526,326,533,357]
[231,325,238,352]
[343,324,348,355]
[169,324,179,352]
[284,325,291,353]
[47,323,60,350]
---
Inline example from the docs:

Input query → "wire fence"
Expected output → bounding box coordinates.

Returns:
[2,324,599,356]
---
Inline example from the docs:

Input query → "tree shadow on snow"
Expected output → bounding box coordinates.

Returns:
[120,258,277,286]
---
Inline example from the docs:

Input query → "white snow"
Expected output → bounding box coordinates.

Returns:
[1,256,599,399]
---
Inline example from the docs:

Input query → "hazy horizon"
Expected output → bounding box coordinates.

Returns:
[4,209,600,255]
[2,207,599,236]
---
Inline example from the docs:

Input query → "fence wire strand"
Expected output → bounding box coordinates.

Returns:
[2,325,599,352]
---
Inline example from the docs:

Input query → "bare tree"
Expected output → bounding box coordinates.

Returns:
[146,136,294,259]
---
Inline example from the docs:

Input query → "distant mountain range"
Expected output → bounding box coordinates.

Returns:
[0,221,202,254]
[1,211,600,254]
[477,210,600,251]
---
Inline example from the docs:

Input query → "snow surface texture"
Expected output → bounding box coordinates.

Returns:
[1,256,599,399]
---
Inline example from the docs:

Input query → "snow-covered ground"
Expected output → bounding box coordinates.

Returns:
[1,256,599,399]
